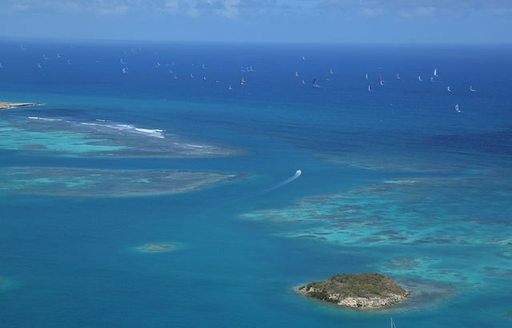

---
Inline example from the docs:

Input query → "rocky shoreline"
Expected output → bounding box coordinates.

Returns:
[297,272,410,309]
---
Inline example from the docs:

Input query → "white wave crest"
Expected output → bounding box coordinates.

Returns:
[80,122,165,139]
[27,116,63,122]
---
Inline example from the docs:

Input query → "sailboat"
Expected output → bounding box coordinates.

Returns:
[455,104,461,113]
[329,68,334,75]
[365,73,369,80]
[469,85,477,92]
[240,77,246,85]
[377,74,384,86]
[447,86,452,92]
[368,85,372,92]
[390,317,397,328]
[396,73,401,80]
[433,68,438,77]
[418,75,423,82]
[295,71,299,77]
[312,78,321,88]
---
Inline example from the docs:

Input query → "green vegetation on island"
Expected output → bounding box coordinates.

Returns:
[298,272,410,309]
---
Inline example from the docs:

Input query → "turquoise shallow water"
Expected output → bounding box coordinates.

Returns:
[0,41,512,327]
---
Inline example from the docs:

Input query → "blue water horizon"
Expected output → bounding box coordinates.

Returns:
[1,40,511,327]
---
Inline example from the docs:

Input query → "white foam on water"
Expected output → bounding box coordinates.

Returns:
[134,128,165,139]
[27,116,63,122]
[184,144,207,149]
[80,121,166,139]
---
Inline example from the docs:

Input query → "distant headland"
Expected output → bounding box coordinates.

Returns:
[0,102,40,110]
[297,272,410,309]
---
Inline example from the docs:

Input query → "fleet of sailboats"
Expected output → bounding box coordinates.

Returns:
[16,48,477,115]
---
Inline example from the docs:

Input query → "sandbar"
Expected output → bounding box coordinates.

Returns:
[134,242,180,253]
[0,102,40,110]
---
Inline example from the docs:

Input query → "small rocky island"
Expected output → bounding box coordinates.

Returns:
[297,272,410,309]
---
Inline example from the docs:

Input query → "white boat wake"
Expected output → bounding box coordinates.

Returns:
[264,169,302,193]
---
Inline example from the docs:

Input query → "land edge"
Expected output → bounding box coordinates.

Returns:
[0,102,43,110]
[294,273,411,310]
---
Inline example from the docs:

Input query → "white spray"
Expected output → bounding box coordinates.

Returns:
[220,169,303,205]
[265,170,302,192]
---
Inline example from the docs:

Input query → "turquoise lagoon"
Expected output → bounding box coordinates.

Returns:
[0,42,511,327]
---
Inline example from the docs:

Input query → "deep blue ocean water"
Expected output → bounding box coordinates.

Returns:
[1,41,512,327]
